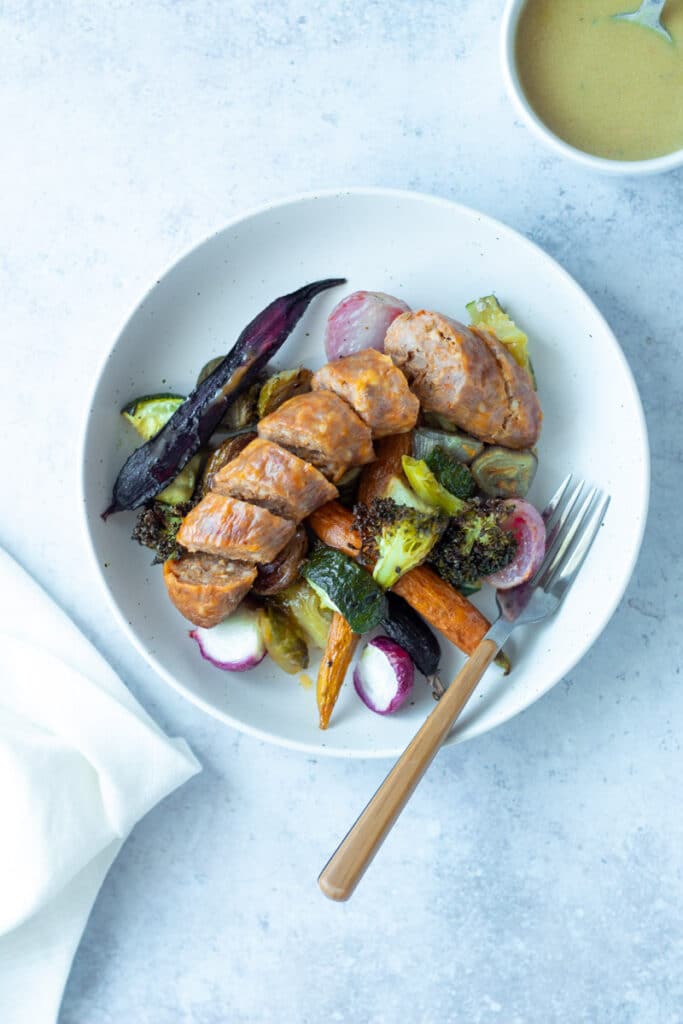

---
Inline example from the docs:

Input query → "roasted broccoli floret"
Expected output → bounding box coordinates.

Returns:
[428,500,517,587]
[425,446,477,499]
[131,502,189,564]
[354,498,447,589]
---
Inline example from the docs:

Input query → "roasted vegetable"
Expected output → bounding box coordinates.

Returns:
[353,636,414,715]
[485,499,546,590]
[252,527,308,596]
[383,475,434,514]
[257,367,313,419]
[131,502,189,563]
[306,501,363,559]
[260,605,309,674]
[429,500,518,588]
[324,290,410,360]
[413,425,484,464]
[196,356,224,387]
[470,446,538,498]
[466,294,535,383]
[190,605,266,671]
[156,454,203,504]
[357,432,413,506]
[122,393,203,504]
[381,591,444,699]
[317,612,359,729]
[306,500,509,670]
[197,359,262,429]
[401,456,465,516]
[353,497,447,590]
[104,278,345,516]
[425,447,476,500]
[301,545,386,634]
[335,466,362,508]
[122,394,185,439]
[271,579,332,649]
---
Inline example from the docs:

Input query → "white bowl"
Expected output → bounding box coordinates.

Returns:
[501,0,683,176]
[81,188,649,758]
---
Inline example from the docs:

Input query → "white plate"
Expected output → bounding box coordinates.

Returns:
[81,188,649,758]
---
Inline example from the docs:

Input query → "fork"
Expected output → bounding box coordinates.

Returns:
[318,475,610,901]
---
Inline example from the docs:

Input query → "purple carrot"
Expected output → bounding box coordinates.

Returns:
[104,278,345,516]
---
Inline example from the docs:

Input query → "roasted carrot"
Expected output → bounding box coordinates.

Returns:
[307,502,362,559]
[357,431,413,505]
[317,612,360,729]
[307,500,495,659]
[392,568,487,655]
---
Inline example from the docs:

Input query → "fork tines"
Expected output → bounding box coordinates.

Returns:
[533,474,610,599]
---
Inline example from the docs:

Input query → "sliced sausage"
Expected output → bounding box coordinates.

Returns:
[201,432,257,494]
[253,526,308,596]
[211,438,338,521]
[311,349,419,438]
[257,391,374,482]
[472,326,542,449]
[177,493,295,563]
[384,310,542,448]
[163,553,256,627]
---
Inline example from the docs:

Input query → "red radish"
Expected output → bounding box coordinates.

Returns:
[324,290,409,360]
[190,606,266,671]
[353,636,414,715]
[486,499,546,590]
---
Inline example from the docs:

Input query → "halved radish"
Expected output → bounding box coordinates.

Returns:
[190,606,266,671]
[486,499,546,590]
[324,291,409,360]
[353,636,414,715]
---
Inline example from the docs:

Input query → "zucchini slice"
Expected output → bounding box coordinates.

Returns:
[301,546,386,634]
[122,394,185,442]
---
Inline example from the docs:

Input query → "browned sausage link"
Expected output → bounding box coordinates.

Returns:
[311,349,419,438]
[385,310,541,449]
[163,553,257,628]
[211,438,338,521]
[177,493,296,563]
[257,391,374,482]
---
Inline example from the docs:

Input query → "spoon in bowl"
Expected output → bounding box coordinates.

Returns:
[613,0,672,42]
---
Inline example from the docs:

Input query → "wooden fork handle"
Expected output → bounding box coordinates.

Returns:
[318,638,499,901]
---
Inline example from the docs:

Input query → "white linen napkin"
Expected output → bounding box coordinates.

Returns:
[0,546,201,1024]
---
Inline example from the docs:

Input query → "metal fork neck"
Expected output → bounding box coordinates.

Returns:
[483,614,515,653]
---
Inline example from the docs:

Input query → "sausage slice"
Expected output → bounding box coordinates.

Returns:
[177,493,295,563]
[385,310,541,448]
[472,326,542,449]
[311,349,419,438]
[211,438,338,521]
[257,391,374,482]
[163,553,256,627]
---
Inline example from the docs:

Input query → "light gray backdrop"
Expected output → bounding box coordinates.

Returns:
[1,2,681,1022]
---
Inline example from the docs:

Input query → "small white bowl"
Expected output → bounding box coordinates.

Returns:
[501,0,683,176]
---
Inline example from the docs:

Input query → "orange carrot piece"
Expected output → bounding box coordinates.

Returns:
[317,612,360,730]
[357,431,413,505]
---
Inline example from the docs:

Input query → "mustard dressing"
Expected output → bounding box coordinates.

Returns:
[515,0,683,160]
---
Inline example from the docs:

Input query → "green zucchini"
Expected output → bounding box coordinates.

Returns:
[300,546,386,634]
[122,394,185,441]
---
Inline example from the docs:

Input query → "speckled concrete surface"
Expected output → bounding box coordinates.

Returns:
[1,2,681,1022]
